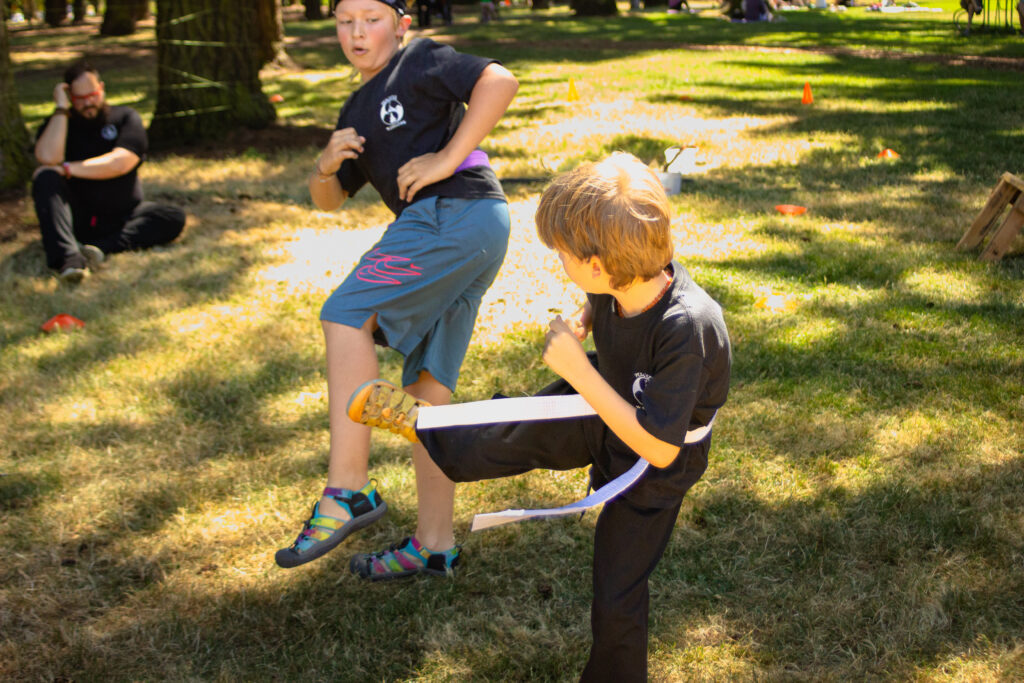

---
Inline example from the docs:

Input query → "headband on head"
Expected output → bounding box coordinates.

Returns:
[373,0,408,15]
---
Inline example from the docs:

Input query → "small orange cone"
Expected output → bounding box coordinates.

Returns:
[877,148,900,159]
[568,78,580,102]
[801,82,813,105]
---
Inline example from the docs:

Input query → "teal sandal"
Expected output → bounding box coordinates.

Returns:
[275,481,387,569]
[349,536,460,581]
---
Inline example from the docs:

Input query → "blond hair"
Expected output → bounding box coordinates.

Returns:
[536,153,673,290]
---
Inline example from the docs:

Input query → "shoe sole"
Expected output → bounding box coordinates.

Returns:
[274,501,388,569]
[347,379,428,443]
[58,268,87,284]
[81,244,105,270]
[349,555,456,582]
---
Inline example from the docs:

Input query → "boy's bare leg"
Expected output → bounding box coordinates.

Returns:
[318,317,379,521]
[404,371,455,550]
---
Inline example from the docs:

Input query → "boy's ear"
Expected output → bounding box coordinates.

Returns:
[398,13,413,33]
[587,255,605,278]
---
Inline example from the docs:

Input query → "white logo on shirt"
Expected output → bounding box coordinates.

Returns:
[379,95,406,131]
[101,124,117,141]
[631,372,651,408]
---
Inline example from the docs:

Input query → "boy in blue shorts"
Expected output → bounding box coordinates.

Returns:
[348,153,731,681]
[274,0,519,575]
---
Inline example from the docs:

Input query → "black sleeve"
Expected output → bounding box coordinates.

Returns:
[114,108,147,158]
[418,39,498,104]
[637,315,705,449]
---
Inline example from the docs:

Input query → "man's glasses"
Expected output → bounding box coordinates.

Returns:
[70,89,102,102]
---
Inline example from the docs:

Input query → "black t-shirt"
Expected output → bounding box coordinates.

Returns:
[37,105,147,216]
[587,261,731,507]
[334,38,506,217]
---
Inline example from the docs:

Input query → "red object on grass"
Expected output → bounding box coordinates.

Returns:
[269,94,284,103]
[41,314,85,332]
[775,204,807,216]
[877,148,900,159]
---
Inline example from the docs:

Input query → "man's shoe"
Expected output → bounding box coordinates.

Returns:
[57,266,87,284]
[80,244,105,270]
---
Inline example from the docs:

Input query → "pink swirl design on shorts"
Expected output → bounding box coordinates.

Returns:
[356,248,423,285]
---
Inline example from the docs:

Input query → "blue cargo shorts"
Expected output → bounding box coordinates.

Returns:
[321,196,510,392]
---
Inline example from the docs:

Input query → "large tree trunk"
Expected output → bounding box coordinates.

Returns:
[101,0,137,35]
[303,0,323,20]
[0,4,34,190]
[44,0,67,26]
[531,0,551,9]
[150,0,277,146]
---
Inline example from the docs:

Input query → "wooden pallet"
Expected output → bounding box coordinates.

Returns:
[957,172,1024,262]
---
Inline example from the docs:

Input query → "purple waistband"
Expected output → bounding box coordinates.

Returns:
[454,149,490,174]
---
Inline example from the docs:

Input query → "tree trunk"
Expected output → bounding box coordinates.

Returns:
[150,0,277,146]
[570,0,618,15]
[72,0,87,23]
[531,0,550,9]
[21,0,39,26]
[303,0,323,20]
[133,0,150,20]
[101,0,137,34]
[264,0,296,69]
[0,4,34,191]
[44,0,67,26]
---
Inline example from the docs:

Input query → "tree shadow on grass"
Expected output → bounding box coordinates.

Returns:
[3,259,1022,679]
[0,340,591,681]
[22,449,1024,680]
[657,456,1024,678]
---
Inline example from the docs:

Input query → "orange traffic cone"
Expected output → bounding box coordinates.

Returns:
[801,82,813,105]
[568,78,580,102]
[877,148,900,159]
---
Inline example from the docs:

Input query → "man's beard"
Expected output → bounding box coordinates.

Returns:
[73,102,110,123]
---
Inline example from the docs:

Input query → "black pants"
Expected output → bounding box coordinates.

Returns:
[33,169,185,270]
[420,381,707,682]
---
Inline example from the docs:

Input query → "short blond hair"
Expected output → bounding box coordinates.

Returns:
[536,153,673,290]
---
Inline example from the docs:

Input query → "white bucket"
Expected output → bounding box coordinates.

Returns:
[657,171,682,195]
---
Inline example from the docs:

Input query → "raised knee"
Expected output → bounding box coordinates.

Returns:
[169,206,186,236]
[31,167,64,191]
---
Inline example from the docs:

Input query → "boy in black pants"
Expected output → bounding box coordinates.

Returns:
[348,153,731,682]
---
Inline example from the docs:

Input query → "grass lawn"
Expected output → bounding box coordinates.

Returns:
[2,4,1023,681]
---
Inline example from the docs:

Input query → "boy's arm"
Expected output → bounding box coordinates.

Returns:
[543,316,681,468]
[396,62,518,203]
[308,127,364,211]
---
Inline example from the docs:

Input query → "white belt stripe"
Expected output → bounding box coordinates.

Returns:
[414,395,714,532]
